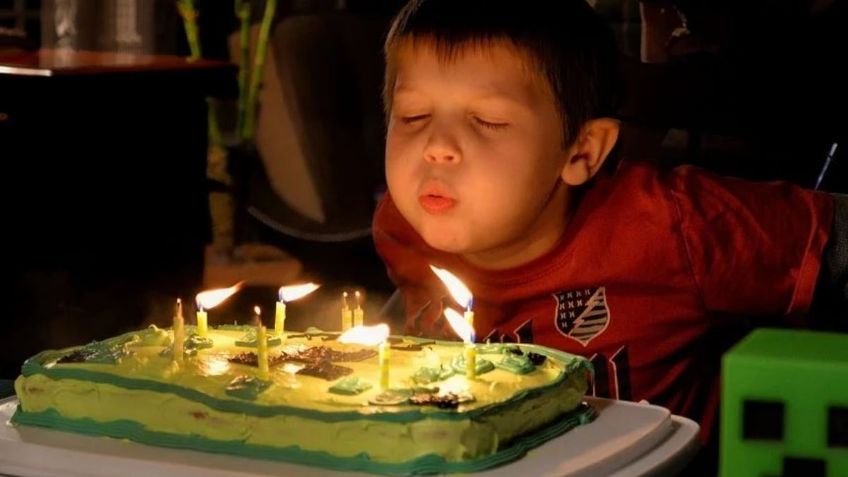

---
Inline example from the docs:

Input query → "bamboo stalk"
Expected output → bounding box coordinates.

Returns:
[176,0,202,59]
[235,0,252,142]
[241,0,278,143]
[177,0,223,149]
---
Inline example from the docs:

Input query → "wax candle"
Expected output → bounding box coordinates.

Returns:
[341,292,353,331]
[275,300,286,336]
[379,340,390,390]
[353,291,364,327]
[173,299,185,364]
[257,323,269,380]
[465,342,476,380]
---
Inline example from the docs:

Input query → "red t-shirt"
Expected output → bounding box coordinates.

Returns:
[372,160,833,442]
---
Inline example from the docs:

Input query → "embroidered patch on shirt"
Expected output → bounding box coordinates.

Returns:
[553,287,610,346]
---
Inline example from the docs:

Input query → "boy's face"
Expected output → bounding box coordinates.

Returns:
[385,41,572,268]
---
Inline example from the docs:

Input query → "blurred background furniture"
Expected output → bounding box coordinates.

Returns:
[0,48,235,378]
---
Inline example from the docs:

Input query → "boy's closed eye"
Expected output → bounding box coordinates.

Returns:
[400,114,430,124]
[397,113,510,130]
[472,116,509,130]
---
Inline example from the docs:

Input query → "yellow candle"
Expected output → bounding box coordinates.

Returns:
[341,292,353,331]
[173,299,185,364]
[275,301,286,336]
[379,340,390,390]
[353,291,364,327]
[464,309,474,332]
[465,342,476,380]
[257,324,269,380]
[196,309,208,337]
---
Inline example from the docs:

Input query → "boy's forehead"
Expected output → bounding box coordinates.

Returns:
[391,39,550,102]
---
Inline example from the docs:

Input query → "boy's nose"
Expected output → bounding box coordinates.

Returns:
[425,149,459,164]
[423,132,461,164]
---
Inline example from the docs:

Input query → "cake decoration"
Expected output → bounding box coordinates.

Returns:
[225,375,272,401]
[328,376,373,395]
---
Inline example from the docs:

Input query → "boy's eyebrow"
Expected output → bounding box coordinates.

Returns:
[394,84,534,108]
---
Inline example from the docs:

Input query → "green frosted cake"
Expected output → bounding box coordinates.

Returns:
[12,325,594,474]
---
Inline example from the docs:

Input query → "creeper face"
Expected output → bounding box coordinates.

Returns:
[721,328,848,477]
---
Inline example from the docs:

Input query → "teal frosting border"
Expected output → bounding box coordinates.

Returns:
[20,333,593,424]
[11,403,596,475]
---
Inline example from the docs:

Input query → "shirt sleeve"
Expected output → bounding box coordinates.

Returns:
[667,166,834,318]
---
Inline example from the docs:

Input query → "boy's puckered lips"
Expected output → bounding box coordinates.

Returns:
[418,181,457,215]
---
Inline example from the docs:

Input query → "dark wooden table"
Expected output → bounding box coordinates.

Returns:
[0,49,236,378]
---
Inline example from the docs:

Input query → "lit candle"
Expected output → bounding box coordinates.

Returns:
[465,300,475,343]
[353,291,364,327]
[338,324,391,390]
[276,283,320,337]
[341,292,353,331]
[431,266,477,380]
[429,266,474,319]
[173,298,185,364]
[195,282,243,338]
[275,300,286,336]
[444,308,476,380]
[256,307,269,380]
[196,306,208,337]
[465,342,476,380]
[379,339,390,390]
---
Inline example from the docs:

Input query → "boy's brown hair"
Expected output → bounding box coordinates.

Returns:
[382,0,624,146]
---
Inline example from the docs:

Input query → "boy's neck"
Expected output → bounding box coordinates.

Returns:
[461,182,572,271]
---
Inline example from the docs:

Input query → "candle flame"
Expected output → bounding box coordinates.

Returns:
[429,265,473,310]
[254,305,261,316]
[279,283,320,302]
[196,282,242,311]
[444,307,474,343]
[337,324,390,346]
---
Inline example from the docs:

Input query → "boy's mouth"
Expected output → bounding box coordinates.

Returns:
[419,194,457,214]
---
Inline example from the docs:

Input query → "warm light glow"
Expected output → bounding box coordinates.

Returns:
[429,265,473,310]
[444,307,474,343]
[279,283,320,302]
[196,282,243,311]
[254,306,262,316]
[338,324,390,346]
[203,357,231,376]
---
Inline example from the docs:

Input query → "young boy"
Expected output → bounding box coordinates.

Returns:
[372,0,847,449]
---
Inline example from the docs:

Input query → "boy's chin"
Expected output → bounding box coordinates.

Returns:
[419,228,473,254]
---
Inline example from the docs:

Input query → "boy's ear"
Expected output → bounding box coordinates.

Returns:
[560,118,620,186]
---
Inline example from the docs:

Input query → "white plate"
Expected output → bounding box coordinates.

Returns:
[0,396,699,477]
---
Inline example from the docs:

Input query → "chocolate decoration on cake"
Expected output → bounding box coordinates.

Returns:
[280,346,376,364]
[297,361,353,381]
[228,352,285,367]
[527,352,547,365]
[409,391,474,409]
[56,349,97,364]
[391,341,436,352]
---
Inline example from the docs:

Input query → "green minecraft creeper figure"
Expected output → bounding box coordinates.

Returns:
[721,328,848,477]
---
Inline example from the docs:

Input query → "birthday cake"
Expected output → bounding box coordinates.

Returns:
[12,325,594,474]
